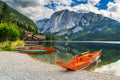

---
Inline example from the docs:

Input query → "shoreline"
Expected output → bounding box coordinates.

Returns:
[0,51,120,80]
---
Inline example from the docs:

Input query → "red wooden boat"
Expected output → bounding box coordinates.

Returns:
[16,46,57,54]
[56,50,102,70]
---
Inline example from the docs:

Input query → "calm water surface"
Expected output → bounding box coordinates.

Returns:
[28,41,120,76]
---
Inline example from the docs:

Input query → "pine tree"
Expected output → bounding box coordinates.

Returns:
[0,2,9,22]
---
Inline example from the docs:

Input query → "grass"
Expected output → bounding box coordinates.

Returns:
[0,40,24,51]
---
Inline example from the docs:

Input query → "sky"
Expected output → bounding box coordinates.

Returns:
[1,0,120,22]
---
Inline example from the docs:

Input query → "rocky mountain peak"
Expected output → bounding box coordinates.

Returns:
[36,9,120,40]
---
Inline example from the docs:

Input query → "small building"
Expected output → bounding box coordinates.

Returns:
[22,32,46,41]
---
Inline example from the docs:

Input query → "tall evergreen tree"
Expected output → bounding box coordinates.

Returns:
[0,2,9,22]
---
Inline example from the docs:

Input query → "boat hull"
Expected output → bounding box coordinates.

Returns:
[16,46,57,54]
[18,49,47,53]
[56,50,102,70]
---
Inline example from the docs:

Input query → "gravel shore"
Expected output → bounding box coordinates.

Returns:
[0,51,120,80]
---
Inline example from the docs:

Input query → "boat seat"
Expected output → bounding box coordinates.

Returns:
[88,55,93,57]
[68,61,74,66]
[80,57,91,61]
[77,57,82,61]
[73,55,84,64]
[73,55,79,64]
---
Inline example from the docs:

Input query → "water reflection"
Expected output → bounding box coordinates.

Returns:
[94,60,120,76]
[27,41,120,76]
[86,59,101,71]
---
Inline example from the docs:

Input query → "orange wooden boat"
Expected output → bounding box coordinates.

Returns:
[56,50,102,70]
[16,46,57,54]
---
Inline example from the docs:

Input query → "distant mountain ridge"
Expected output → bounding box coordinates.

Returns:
[0,1,39,34]
[36,9,120,40]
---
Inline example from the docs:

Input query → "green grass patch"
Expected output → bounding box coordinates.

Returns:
[0,40,24,51]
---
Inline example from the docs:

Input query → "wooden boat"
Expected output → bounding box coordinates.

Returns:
[16,46,57,54]
[18,49,47,53]
[56,50,102,70]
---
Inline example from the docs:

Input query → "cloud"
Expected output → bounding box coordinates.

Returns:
[2,0,50,6]
[94,60,120,76]
[114,0,120,3]
[1,0,120,22]
[56,1,100,14]
[106,2,120,21]
[1,0,72,21]
[52,0,72,5]
[87,0,100,6]
[16,5,54,21]
[1,0,54,21]
[76,0,87,1]
[107,2,120,13]
[65,0,120,22]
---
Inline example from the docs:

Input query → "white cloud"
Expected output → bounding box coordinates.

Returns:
[106,2,120,21]
[61,0,120,22]
[94,60,120,76]
[87,0,100,6]
[107,2,120,14]
[55,0,120,22]
[1,0,73,21]
[114,0,120,3]
[2,0,50,6]
[1,0,120,22]
[76,0,87,1]
[17,6,54,21]
[99,10,110,18]
[1,0,54,21]
[52,0,72,5]
[56,3,99,13]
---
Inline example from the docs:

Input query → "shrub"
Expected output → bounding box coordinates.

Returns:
[0,23,20,42]
[0,40,24,51]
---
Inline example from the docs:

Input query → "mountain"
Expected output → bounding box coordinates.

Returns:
[0,1,39,34]
[36,9,120,41]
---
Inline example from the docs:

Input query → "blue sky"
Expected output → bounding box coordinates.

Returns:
[96,0,114,9]
[2,0,120,22]
[44,0,115,10]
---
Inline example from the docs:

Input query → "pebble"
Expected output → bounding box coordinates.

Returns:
[0,51,120,80]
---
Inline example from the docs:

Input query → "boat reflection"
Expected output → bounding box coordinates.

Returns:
[18,41,120,75]
[85,59,101,71]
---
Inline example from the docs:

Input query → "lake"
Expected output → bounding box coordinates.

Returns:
[27,41,120,76]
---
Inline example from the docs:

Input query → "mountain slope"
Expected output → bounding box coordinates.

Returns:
[36,9,120,41]
[0,1,39,34]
